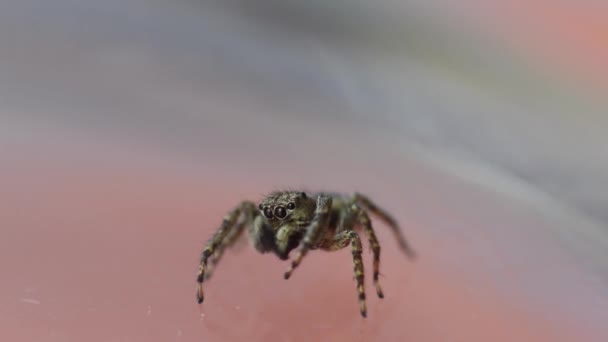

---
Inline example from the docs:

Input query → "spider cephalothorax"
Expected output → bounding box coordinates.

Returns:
[196,191,415,317]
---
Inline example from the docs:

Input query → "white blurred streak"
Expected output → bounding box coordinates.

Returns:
[21,298,41,305]
[2,0,606,228]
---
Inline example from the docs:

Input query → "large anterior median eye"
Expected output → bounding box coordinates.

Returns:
[274,206,287,219]
[263,206,273,219]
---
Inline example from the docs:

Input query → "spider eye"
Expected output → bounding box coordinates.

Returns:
[263,206,273,219]
[287,202,296,210]
[274,206,287,219]
[258,203,264,210]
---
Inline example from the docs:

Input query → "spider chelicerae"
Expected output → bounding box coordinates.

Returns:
[196,191,415,317]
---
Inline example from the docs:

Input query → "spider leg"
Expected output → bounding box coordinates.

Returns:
[353,193,416,259]
[320,230,367,317]
[196,201,256,303]
[283,194,332,280]
[204,217,248,280]
[354,207,385,298]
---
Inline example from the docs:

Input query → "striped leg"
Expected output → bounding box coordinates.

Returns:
[283,195,332,280]
[196,201,255,303]
[321,230,367,317]
[353,193,416,259]
[204,215,250,280]
[357,209,384,298]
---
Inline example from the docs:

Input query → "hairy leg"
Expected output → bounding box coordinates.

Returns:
[196,201,256,303]
[320,230,367,317]
[355,208,384,298]
[204,214,250,280]
[283,194,332,279]
[353,192,416,259]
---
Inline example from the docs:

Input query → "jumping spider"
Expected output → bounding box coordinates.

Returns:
[196,191,415,317]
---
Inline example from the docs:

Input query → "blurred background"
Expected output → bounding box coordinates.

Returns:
[1,0,607,341]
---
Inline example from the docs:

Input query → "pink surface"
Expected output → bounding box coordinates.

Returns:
[1,138,604,341]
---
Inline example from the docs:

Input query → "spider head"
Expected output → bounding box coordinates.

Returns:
[258,191,315,229]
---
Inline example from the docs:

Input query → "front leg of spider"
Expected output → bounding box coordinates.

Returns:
[204,220,247,280]
[355,207,385,299]
[283,195,332,280]
[196,201,255,304]
[320,230,367,317]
